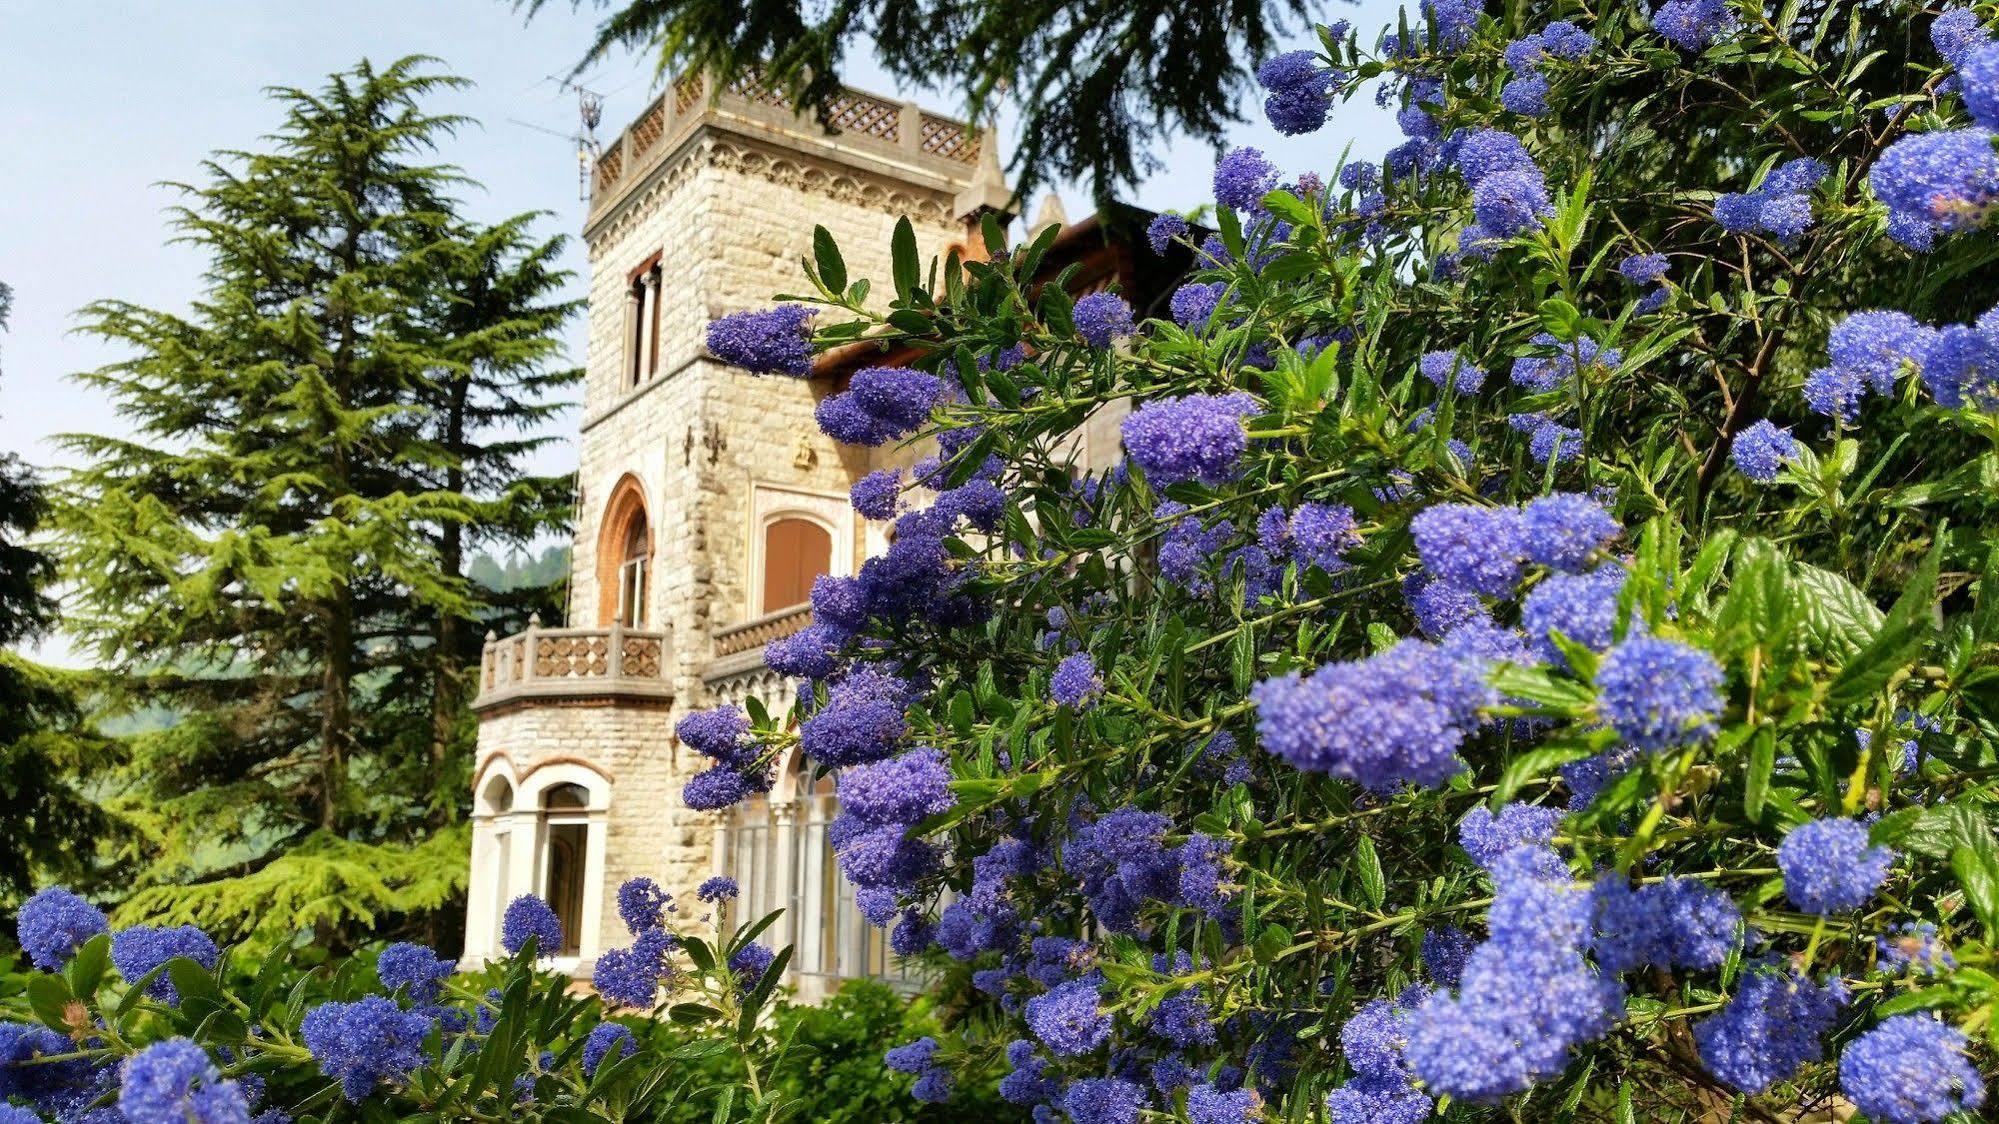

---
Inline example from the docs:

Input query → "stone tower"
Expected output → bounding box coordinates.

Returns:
[460,72,996,984]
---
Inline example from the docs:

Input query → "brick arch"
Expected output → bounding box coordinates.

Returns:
[595,474,652,626]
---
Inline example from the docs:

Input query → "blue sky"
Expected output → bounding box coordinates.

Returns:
[1,1,1403,663]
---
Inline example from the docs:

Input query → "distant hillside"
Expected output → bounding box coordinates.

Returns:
[468,544,569,593]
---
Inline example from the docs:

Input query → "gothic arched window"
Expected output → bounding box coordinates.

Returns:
[596,477,651,627]
[761,516,832,615]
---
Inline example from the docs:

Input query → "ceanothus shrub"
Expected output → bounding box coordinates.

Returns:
[693,1,1999,1120]
[0,881,786,1121]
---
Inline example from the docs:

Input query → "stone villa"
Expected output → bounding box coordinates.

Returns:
[459,73,1194,996]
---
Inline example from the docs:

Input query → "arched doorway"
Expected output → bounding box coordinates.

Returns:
[540,782,591,956]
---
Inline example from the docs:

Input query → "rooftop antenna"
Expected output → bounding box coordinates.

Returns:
[509,76,607,201]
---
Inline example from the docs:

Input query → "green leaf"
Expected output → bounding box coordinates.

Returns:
[890,217,920,301]
[1950,821,1999,940]
[26,973,74,1032]
[1743,726,1775,823]
[1353,835,1385,909]
[811,225,846,295]
[1825,533,1942,709]
[1793,561,1885,661]
[64,932,111,997]
[1494,740,1599,805]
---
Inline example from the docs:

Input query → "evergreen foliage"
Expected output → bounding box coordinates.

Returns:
[518,0,1320,199]
[0,283,117,905]
[51,57,581,948]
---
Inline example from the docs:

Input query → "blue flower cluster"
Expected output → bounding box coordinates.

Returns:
[816,366,945,446]
[110,924,221,1006]
[581,1023,635,1077]
[1499,20,1592,119]
[1120,392,1260,486]
[117,1038,250,1124]
[1839,1015,1985,1123]
[1594,635,1726,751]
[1693,962,1848,1093]
[1730,419,1799,482]
[1714,158,1825,242]
[884,1036,953,1102]
[301,995,432,1101]
[1324,994,1431,1123]
[17,886,108,971]
[1778,817,1894,915]
[375,942,454,1006]
[1454,128,1553,245]
[705,305,816,376]
[1251,638,1493,791]
[828,747,953,911]
[1073,291,1135,348]
[1257,50,1340,135]
[1652,0,1736,52]
[500,894,564,958]
[1051,652,1103,709]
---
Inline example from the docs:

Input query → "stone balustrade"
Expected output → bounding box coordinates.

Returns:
[590,70,982,220]
[474,615,674,711]
[712,603,814,658]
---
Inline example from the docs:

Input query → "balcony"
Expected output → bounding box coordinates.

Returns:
[588,71,983,223]
[474,615,674,712]
[703,604,814,684]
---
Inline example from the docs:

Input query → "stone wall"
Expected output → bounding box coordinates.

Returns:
[469,96,978,976]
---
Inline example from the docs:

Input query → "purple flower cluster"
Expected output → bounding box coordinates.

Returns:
[1214,147,1279,211]
[117,1038,249,1124]
[1063,806,1235,930]
[1405,847,1623,1100]
[1251,638,1493,791]
[1805,309,1934,418]
[376,942,454,1006]
[1419,349,1486,394]
[1146,213,1189,255]
[1025,977,1111,1056]
[1652,0,1736,51]
[1872,127,1999,251]
[1052,652,1103,709]
[500,895,564,957]
[1410,503,1525,597]
[1453,129,1552,244]
[111,924,221,1005]
[816,366,945,446]
[1521,564,1627,665]
[1595,635,1725,751]
[1590,876,1740,974]
[1073,291,1135,348]
[828,747,953,905]
[301,995,432,1101]
[1839,1015,1985,1123]
[16,886,109,972]
[1694,963,1848,1092]
[706,305,815,376]
[1731,419,1800,482]
[581,1023,635,1077]
[1510,332,1621,393]
[1169,281,1227,328]
[1714,158,1826,242]
[851,468,901,520]
[799,665,916,767]
[1457,802,1561,870]
[1257,50,1339,135]
[885,1036,952,1103]
[1120,392,1259,487]
[1779,817,1894,914]
[1324,994,1432,1123]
